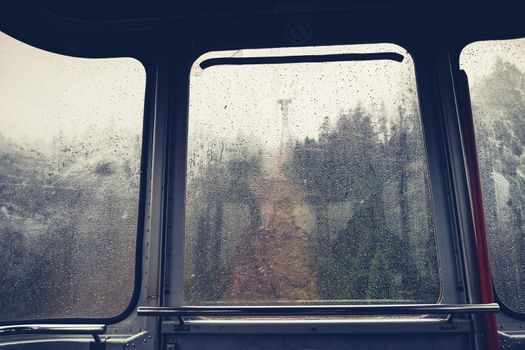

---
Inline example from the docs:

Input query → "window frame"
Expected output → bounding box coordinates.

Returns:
[0,23,155,326]
[445,8,525,326]
[164,13,470,314]
[180,45,438,306]
[455,36,525,321]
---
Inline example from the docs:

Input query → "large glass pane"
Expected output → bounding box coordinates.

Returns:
[0,32,145,320]
[185,44,439,305]
[461,38,525,313]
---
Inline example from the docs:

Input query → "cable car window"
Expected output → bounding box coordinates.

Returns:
[461,38,525,314]
[0,32,145,320]
[184,44,440,305]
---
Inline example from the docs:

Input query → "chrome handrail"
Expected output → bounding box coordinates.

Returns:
[137,303,500,317]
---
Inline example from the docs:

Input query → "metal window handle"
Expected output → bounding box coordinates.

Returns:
[0,324,106,342]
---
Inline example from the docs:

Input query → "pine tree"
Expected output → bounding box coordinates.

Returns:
[366,250,395,299]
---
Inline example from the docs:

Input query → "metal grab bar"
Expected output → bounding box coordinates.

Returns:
[0,324,106,342]
[137,303,500,317]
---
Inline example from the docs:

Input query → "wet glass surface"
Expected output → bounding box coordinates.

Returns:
[184,44,439,305]
[0,32,145,320]
[462,38,525,313]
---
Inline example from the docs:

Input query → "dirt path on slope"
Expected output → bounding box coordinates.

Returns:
[230,176,318,302]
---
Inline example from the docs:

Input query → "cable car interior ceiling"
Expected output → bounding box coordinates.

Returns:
[8,0,525,19]
[3,0,525,58]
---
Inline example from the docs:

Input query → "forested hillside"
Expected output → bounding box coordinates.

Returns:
[184,96,439,304]
[470,58,525,312]
[0,131,141,319]
[3,55,524,317]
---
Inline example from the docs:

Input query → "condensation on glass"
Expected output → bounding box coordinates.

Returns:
[461,38,525,313]
[184,44,439,306]
[0,32,145,320]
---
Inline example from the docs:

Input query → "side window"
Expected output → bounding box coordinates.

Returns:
[184,44,440,305]
[461,38,525,313]
[0,32,146,320]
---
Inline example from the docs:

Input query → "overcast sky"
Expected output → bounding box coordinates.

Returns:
[0,31,145,151]
[2,29,524,156]
[460,37,525,88]
[189,43,418,153]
